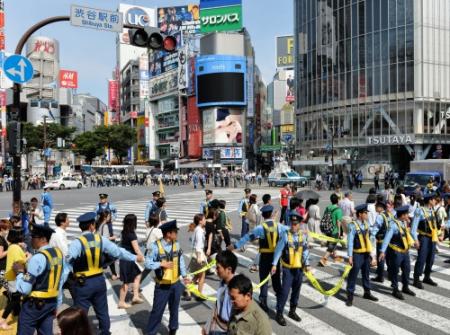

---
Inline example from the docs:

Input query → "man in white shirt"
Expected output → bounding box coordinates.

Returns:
[339,192,355,218]
[29,197,44,225]
[49,212,69,256]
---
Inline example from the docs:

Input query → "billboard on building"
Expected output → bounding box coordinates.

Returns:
[150,70,178,98]
[203,108,243,145]
[276,35,294,68]
[118,5,156,44]
[108,80,119,112]
[196,55,246,107]
[149,51,178,78]
[157,5,201,36]
[286,70,295,102]
[59,70,78,88]
[200,4,242,33]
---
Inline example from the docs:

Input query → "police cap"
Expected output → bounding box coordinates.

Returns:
[205,189,213,195]
[244,188,251,194]
[152,191,161,197]
[77,212,97,225]
[355,204,368,214]
[289,211,303,224]
[395,205,410,216]
[375,201,387,209]
[260,205,274,214]
[160,220,179,235]
[423,193,436,202]
[99,193,108,199]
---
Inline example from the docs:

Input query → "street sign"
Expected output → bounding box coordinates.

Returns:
[3,54,33,84]
[70,5,123,33]
[283,134,293,142]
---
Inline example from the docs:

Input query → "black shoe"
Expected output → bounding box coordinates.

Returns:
[363,292,379,302]
[275,313,287,326]
[346,294,353,307]
[423,277,438,287]
[402,286,416,296]
[288,308,301,322]
[169,330,177,335]
[444,259,450,264]
[413,280,424,290]
[194,296,206,302]
[259,300,269,313]
[182,295,192,301]
[371,276,384,283]
[392,289,405,300]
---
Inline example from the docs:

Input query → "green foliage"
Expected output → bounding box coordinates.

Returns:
[73,131,104,164]
[21,122,76,150]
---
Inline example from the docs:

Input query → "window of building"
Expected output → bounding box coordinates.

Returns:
[374,66,381,95]
[389,0,396,28]
[366,33,373,66]
[405,24,414,62]
[366,0,373,34]
[374,0,380,31]
[352,3,358,37]
[405,0,413,25]
[397,0,405,26]
[397,26,405,62]
[359,35,366,68]
[406,61,414,92]
[345,6,351,39]
[382,30,389,65]
[382,65,389,95]
[398,62,406,92]
[381,0,389,30]
[390,63,397,94]
[352,37,358,70]
[389,28,397,64]
[373,32,381,65]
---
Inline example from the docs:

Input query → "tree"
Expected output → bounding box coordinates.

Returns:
[21,122,76,150]
[94,124,136,164]
[73,131,104,164]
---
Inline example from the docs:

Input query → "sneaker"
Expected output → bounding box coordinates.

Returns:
[275,313,287,326]
[423,277,438,287]
[392,289,405,300]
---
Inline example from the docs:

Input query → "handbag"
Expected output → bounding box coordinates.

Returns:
[144,227,155,256]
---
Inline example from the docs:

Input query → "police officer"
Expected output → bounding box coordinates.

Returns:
[67,212,143,335]
[346,204,378,307]
[239,188,251,237]
[372,201,393,282]
[379,205,416,300]
[411,193,439,289]
[145,220,190,335]
[14,224,68,335]
[145,191,161,226]
[41,186,53,227]
[199,189,214,217]
[95,193,117,238]
[271,212,309,326]
[229,205,288,312]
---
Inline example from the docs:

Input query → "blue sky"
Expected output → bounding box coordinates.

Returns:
[5,0,293,103]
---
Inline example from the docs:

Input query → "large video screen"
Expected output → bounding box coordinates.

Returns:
[197,73,245,105]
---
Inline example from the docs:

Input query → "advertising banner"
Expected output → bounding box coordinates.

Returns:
[202,108,243,145]
[200,4,242,33]
[149,50,179,78]
[108,80,119,111]
[202,147,243,160]
[247,57,254,118]
[187,57,196,95]
[178,46,188,91]
[150,70,178,98]
[285,69,295,102]
[276,35,294,68]
[119,5,156,44]
[157,5,201,36]
[59,70,78,88]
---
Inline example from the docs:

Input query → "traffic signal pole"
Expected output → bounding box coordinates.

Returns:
[10,15,142,205]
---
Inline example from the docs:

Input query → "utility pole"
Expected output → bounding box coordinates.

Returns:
[43,115,48,179]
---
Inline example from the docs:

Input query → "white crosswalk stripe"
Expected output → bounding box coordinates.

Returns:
[53,189,450,334]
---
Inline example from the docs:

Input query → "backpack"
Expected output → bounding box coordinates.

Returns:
[320,207,338,235]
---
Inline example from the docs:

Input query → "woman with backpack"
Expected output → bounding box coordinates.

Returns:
[96,211,119,281]
[246,194,260,232]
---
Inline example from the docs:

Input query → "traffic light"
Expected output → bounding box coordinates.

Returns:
[128,27,177,52]
[7,121,21,155]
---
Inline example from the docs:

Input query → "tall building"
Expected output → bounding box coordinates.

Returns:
[294,0,450,175]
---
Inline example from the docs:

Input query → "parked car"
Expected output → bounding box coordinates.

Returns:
[45,176,83,190]
[268,171,308,187]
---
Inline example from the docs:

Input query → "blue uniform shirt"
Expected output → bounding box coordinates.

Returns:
[41,192,53,209]
[234,220,288,249]
[272,229,310,266]
[67,232,136,271]
[144,200,156,222]
[238,198,249,215]
[411,207,434,241]
[347,219,373,256]
[199,200,209,215]
[16,245,70,306]
[144,239,187,277]
[95,202,117,221]
[380,218,409,253]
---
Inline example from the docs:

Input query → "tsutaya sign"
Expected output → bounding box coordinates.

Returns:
[367,135,415,145]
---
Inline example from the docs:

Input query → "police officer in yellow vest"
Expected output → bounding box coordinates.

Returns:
[67,212,143,335]
[14,224,68,335]
[346,204,379,307]
[411,193,439,289]
[379,205,416,300]
[372,201,393,282]
[145,220,190,335]
[229,205,288,313]
[271,212,309,326]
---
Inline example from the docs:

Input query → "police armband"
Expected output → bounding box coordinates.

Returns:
[22,272,35,284]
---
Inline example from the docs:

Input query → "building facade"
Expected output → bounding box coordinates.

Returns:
[294,0,450,175]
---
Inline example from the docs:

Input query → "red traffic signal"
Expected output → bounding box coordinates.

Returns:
[128,27,177,52]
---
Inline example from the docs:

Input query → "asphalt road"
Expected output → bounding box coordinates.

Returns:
[2,184,450,335]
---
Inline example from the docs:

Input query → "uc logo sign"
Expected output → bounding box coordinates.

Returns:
[126,7,150,27]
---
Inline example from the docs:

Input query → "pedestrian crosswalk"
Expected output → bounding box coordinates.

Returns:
[49,189,450,335]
